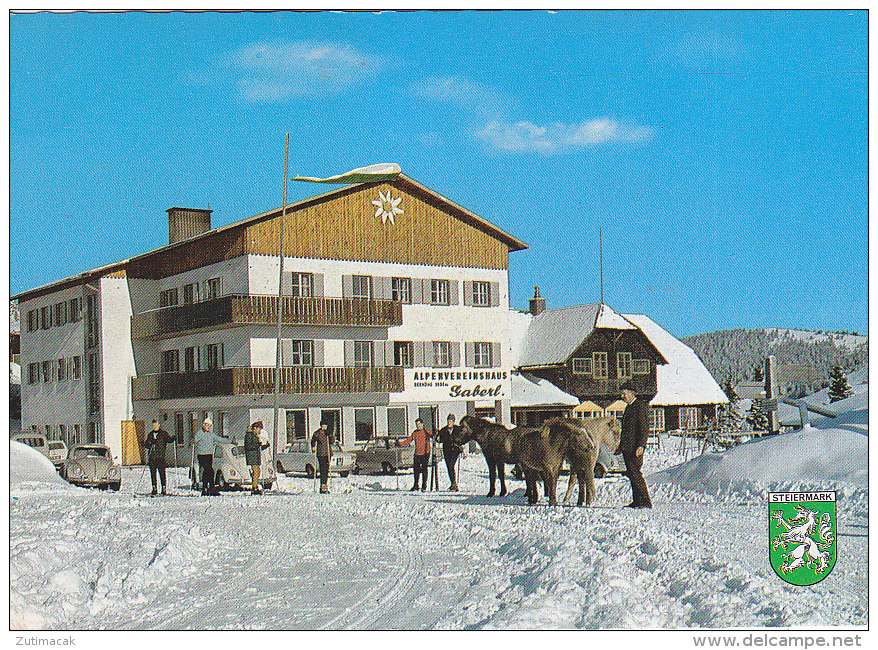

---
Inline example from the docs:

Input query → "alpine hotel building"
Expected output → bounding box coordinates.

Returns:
[15,174,528,460]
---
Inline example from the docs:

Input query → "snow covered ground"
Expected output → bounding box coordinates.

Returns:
[10,403,869,631]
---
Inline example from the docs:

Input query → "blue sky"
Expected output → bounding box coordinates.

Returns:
[9,10,868,337]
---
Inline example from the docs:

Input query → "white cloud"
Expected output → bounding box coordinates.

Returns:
[227,38,383,103]
[475,118,652,154]
[409,76,513,120]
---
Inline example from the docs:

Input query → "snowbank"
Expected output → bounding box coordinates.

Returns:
[10,440,69,489]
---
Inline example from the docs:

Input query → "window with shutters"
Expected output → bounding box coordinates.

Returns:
[41,306,51,330]
[394,341,414,367]
[633,359,650,375]
[72,356,82,380]
[206,344,221,370]
[57,358,66,381]
[291,272,313,298]
[69,298,82,322]
[285,410,307,443]
[433,341,451,368]
[572,357,592,374]
[161,350,180,373]
[27,310,37,332]
[42,360,52,383]
[679,406,699,430]
[184,347,197,373]
[289,340,313,366]
[183,283,197,304]
[353,341,373,367]
[55,302,67,326]
[160,288,178,308]
[473,342,493,368]
[430,279,450,305]
[617,352,633,379]
[355,408,375,443]
[28,363,38,384]
[351,275,371,299]
[387,407,407,438]
[391,277,411,303]
[205,277,221,300]
[649,407,665,433]
[592,352,608,379]
[472,281,490,307]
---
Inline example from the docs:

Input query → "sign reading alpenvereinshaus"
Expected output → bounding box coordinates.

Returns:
[768,490,837,586]
[402,368,509,401]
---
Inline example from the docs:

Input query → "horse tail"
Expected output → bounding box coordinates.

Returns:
[817,512,835,549]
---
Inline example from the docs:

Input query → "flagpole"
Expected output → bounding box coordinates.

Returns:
[599,226,604,304]
[272,135,290,474]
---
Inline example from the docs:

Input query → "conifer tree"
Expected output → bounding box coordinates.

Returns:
[828,366,853,403]
[746,398,769,432]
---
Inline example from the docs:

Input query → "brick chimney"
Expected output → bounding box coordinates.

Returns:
[529,286,546,316]
[167,207,212,244]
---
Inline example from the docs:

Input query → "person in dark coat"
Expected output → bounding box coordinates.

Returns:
[617,387,653,509]
[436,413,463,491]
[244,421,269,495]
[144,419,177,495]
[310,419,335,494]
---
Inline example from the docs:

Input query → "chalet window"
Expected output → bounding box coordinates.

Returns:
[28,363,38,384]
[433,341,452,368]
[184,347,197,373]
[55,302,67,326]
[161,349,180,373]
[286,410,307,443]
[679,406,699,430]
[27,310,37,332]
[160,288,178,308]
[430,279,450,305]
[42,360,52,383]
[205,278,221,300]
[472,281,491,307]
[592,352,608,379]
[617,352,633,379]
[572,357,592,374]
[351,275,371,299]
[391,277,412,303]
[353,341,373,368]
[69,298,82,322]
[633,359,650,375]
[289,340,313,366]
[206,344,221,370]
[57,358,66,381]
[473,342,493,368]
[41,306,51,330]
[71,356,82,380]
[183,283,198,305]
[387,407,408,438]
[394,341,414,367]
[649,407,665,433]
[355,408,375,443]
[291,273,313,298]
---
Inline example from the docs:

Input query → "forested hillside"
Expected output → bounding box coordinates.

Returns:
[682,328,868,392]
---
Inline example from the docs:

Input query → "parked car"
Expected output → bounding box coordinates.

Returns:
[213,441,276,491]
[47,440,68,469]
[62,444,121,490]
[354,437,415,475]
[277,440,355,477]
[12,432,50,460]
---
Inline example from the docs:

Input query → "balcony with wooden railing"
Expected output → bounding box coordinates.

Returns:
[131,366,405,400]
[131,295,403,339]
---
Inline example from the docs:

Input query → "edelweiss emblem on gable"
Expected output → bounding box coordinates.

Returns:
[371,190,403,225]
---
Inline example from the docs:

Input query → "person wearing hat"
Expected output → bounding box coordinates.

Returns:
[244,421,269,495]
[194,417,229,495]
[310,419,335,494]
[436,413,463,491]
[144,419,176,495]
[617,385,652,509]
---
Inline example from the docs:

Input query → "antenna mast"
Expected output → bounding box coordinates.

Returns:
[272,134,290,472]
[599,226,604,304]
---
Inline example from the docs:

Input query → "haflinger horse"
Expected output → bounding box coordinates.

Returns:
[455,415,536,497]
[561,415,621,506]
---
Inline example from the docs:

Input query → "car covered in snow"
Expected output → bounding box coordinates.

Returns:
[277,440,355,477]
[213,441,276,491]
[62,444,121,490]
[354,437,415,475]
[47,440,68,469]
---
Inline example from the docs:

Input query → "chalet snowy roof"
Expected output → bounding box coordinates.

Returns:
[518,303,602,367]
[511,372,580,408]
[622,314,728,406]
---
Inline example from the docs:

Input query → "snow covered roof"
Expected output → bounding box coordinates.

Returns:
[622,314,727,406]
[511,372,580,408]
[519,303,622,367]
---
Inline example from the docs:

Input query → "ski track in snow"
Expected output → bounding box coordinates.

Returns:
[10,453,869,630]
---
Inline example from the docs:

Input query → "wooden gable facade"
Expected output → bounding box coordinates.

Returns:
[526,327,666,408]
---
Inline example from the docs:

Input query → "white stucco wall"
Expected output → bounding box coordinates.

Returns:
[100,277,137,460]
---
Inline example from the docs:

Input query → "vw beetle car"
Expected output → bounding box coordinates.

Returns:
[62,444,121,490]
[354,437,415,475]
[213,440,276,491]
[277,440,355,477]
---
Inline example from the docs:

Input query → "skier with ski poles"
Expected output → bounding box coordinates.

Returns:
[401,418,432,492]
[310,418,335,494]
[143,419,177,496]
[436,413,463,491]
[194,417,229,495]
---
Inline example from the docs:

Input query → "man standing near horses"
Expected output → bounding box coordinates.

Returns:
[402,418,432,491]
[618,386,653,509]
[436,413,463,491]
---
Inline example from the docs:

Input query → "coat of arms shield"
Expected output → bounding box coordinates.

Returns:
[769,491,837,586]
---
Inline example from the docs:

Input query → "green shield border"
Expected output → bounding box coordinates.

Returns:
[768,490,837,586]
